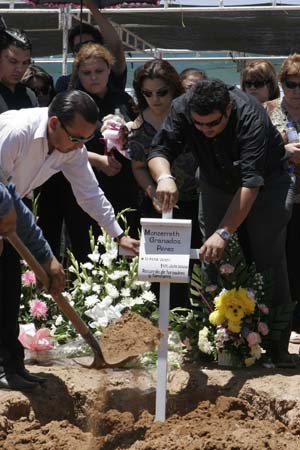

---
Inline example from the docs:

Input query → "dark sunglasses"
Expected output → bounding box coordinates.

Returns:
[141,88,169,98]
[73,39,95,54]
[244,80,269,89]
[284,80,300,89]
[59,119,94,144]
[192,114,224,129]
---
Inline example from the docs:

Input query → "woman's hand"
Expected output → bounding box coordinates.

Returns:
[285,142,300,164]
[90,153,122,176]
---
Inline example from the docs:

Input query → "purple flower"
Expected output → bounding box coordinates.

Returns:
[258,321,269,336]
[219,264,235,275]
[258,303,269,315]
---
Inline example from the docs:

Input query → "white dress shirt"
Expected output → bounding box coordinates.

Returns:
[0,107,123,237]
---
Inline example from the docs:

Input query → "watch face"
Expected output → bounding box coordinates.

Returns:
[217,229,231,240]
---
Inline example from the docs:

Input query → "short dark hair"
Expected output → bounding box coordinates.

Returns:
[188,79,230,116]
[48,90,99,125]
[179,67,207,82]
[0,27,32,54]
[68,23,103,53]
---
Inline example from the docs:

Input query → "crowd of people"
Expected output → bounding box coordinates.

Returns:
[1,0,300,390]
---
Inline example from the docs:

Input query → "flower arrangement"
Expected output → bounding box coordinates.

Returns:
[19,211,158,349]
[169,234,273,367]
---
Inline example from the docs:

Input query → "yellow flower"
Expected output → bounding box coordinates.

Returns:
[244,357,256,367]
[209,288,256,333]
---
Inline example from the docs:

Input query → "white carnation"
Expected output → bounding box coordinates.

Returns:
[55,315,64,326]
[141,291,156,303]
[92,284,101,294]
[120,287,131,298]
[79,282,91,293]
[105,283,119,299]
[108,270,128,280]
[88,252,100,263]
[84,294,99,308]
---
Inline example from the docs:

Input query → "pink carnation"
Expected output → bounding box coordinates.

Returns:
[258,321,269,336]
[30,299,48,318]
[219,264,235,274]
[258,303,269,315]
[22,271,36,286]
[246,332,261,346]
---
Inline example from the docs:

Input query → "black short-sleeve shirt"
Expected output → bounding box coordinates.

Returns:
[148,86,288,194]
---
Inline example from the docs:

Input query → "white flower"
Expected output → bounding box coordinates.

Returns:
[92,284,101,294]
[68,266,77,274]
[84,295,99,308]
[81,262,93,270]
[88,252,100,263]
[108,270,128,281]
[120,287,131,298]
[97,235,106,245]
[80,282,91,293]
[85,303,122,328]
[141,291,156,303]
[105,283,119,299]
[250,344,262,360]
[92,270,98,276]
[101,296,113,308]
[121,297,138,308]
[55,315,64,326]
[198,327,213,354]
[50,324,57,336]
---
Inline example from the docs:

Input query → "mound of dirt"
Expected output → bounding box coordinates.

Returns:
[1,347,300,449]
[99,311,162,365]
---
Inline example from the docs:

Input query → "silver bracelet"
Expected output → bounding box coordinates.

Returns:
[157,174,176,183]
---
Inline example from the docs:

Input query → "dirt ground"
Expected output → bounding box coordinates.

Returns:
[1,345,300,450]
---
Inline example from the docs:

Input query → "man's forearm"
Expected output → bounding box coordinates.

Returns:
[148,157,172,182]
[218,186,259,233]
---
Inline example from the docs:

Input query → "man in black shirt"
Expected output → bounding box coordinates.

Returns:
[148,79,294,367]
[0,27,37,112]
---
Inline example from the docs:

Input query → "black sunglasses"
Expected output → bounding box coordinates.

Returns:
[141,88,169,98]
[73,39,95,54]
[59,119,94,144]
[192,114,224,129]
[284,80,300,89]
[244,80,269,89]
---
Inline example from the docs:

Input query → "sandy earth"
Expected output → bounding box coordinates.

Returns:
[1,342,300,450]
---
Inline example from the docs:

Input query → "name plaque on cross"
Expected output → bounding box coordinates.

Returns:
[138,218,192,283]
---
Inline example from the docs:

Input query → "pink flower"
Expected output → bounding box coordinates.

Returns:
[258,321,269,336]
[30,299,48,318]
[246,332,261,346]
[258,303,269,315]
[22,271,36,286]
[19,324,54,351]
[219,264,235,275]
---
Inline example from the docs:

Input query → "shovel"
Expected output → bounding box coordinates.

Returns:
[8,232,161,368]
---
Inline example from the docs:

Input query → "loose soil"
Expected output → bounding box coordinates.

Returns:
[1,346,300,449]
[100,311,162,365]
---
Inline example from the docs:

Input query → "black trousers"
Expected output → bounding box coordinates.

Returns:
[0,240,24,372]
[286,203,300,332]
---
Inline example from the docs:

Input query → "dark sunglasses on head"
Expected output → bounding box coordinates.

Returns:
[244,79,269,89]
[141,88,169,98]
[284,80,300,89]
[192,114,224,129]
[59,119,94,144]
[73,39,95,54]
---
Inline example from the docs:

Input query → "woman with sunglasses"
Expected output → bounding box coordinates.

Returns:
[241,60,280,104]
[36,43,139,265]
[264,54,300,345]
[129,59,203,307]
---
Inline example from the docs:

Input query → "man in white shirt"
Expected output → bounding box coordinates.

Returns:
[0,89,139,390]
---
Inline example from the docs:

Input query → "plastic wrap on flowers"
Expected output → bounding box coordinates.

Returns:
[217,349,241,368]
[26,0,160,7]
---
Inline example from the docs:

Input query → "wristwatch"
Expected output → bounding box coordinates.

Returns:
[215,228,232,241]
[114,232,125,243]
